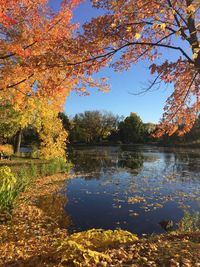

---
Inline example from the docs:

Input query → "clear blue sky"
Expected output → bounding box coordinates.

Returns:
[49,0,176,123]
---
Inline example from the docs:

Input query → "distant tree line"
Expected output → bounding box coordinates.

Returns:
[59,111,200,146]
[59,111,157,144]
[1,109,199,153]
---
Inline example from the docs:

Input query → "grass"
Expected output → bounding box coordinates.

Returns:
[0,157,72,211]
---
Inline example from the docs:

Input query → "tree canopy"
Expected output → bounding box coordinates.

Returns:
[0,0,199,157]
[70,110,120,143]
[119,113,144,143]
[77,0,200,136]
[0,0,109,158]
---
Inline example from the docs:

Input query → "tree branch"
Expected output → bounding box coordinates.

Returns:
[129,73,162,96]
[0,74,34,91]
[0,18,63,60]
[168,71,199,122]
[185,0,200,70]
[167,0,190,42]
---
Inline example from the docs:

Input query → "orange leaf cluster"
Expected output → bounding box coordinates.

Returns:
[77,0,200,136]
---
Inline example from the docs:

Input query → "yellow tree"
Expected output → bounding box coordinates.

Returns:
[0,0,108,156]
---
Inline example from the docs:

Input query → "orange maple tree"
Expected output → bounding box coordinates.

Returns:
[75,0,200,136]
[0,0,109,158]
[0,0,106,108]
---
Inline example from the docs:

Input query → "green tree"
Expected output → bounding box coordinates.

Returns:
[58,112,72,132]
[0,102,20,141]
[70,111,120,144]
[119,113,144,143]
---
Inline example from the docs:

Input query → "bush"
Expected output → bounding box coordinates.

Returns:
[0,144,13,156]
[0,166,16,209]
[58,229,138,266]
[0,158,72,211]
[178,212,200,232]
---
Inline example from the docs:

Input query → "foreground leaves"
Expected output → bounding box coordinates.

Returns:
[0,172,199,266]
[58,229,138,266]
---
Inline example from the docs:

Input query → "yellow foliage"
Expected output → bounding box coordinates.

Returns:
[58,229,138,266]
[0,166,16,208]
[135,33,141,40]
[37,114,68,160]
[160,23,166,30]
[126,26,132,32]
[187,4,195,13]
[0,166,16,192]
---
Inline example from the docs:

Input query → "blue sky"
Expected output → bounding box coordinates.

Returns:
[49,0,176,123]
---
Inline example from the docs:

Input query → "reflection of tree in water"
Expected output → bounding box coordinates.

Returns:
[69,148,144,176]
[118,152,144,173]
[35,193,72,228]
[174,152,200,174]
[69,150,114,175]
[162,150,200,181]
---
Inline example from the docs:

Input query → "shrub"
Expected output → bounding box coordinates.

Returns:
[178,211,200,232]
[0,158,72,211]
[0,166,16,209]
[31,147,40,159]
[58,229,138,266]
[0,144,13,156]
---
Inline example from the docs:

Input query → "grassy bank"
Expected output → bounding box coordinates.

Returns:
[0,157,72,212]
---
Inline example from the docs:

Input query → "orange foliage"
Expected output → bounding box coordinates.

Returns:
[0,144,13,156]
[0,0,111,157]
[0,0,109,119]
[76,0,200,136]
[1,0,199,138]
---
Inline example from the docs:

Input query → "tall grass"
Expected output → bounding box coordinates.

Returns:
[0,158,72,211]
[0,166,16,209]
[178,211,200,232]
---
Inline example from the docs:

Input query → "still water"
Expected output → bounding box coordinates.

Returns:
[61,145,200,236]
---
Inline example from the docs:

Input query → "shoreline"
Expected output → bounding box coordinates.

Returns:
[68,142,200,149]
[0,173,70,266]
[0,171,199,266]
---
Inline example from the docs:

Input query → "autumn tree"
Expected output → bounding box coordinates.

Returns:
[0,101,20,142]
[143,123,157,141]
[185,114,200,142]
[59,112,72,132]
[0,0,109,157]
[76,0,200,136]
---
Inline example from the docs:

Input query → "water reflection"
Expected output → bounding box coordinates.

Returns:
[70,146,145,176]
[62,146,200,236]
[35,192,71,228]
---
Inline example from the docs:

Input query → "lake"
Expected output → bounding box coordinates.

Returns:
[61,145,200,236]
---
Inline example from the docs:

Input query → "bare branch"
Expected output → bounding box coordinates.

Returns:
[128,73,162,96]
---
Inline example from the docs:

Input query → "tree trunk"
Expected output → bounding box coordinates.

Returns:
[14,129,22,154]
